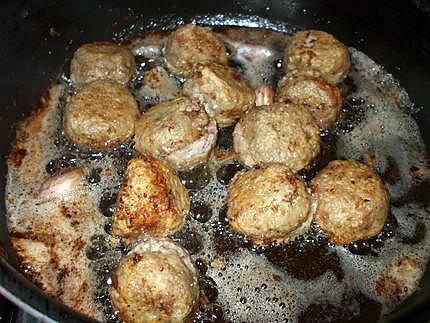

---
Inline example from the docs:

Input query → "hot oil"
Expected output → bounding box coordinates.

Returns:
[6,16,430,323]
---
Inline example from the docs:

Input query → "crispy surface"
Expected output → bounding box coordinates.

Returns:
[164,24,228,77]
[110,238,199,323]
[70,41,136,86]
[227,164,312,245]
[233,102,321,172]
[276,73,343,129]
[63,80,139,149]
[134,97,216,170]
[283,30,350,84]
[112,157,190,238]
[184,62,255,127]
[311,160,390,244]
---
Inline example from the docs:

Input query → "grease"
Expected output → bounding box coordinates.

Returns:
[5,18,430,323]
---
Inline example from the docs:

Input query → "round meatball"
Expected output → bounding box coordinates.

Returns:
[110,237,199,323]
[112,156,190,238]
[227,164,312,245]
[184,62,255,127]
[70,42,135,86]
[134,97,217,170]
[311,160,390,244]
[276,73,343,129]
[283,30,350,84]
[63,80,139,149]
[233,103,321,172]
[164,24,228,77]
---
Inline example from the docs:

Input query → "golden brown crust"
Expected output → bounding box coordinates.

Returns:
[233,102,321,172]
[164,24,228,77]
[311,160,390,244]
[63,80,139,149]
[112,156,190,238]
[283,30,350,84]
[110,238,199,323]
[276,73,343,129]
[227,164,312,245]
[183,62,255,127]
[70,41,136,86]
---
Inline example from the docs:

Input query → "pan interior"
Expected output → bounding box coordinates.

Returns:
[4,15,430,323]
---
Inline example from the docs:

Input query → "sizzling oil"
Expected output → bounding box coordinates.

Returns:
[6,18,430,323]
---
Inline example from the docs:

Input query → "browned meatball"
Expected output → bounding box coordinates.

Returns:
[110,237,199,323]
[164,24,228,77]
[233,103,321,172]
[138,66,181,105]
[112,156,190,238]
[134,97,217,170]
[311,160,390,244]
[283,30,350,84]
[63,80,139,149]
[70,42,135,86]
[276,73,343,129]
[184,62,255,127]
[227,164,312,245]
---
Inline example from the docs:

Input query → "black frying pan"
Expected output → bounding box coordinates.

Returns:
[1,0,430,322]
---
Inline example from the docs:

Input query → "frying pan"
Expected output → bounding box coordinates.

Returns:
[1,0,430,322]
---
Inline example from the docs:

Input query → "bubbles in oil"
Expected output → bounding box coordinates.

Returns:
[216,160,244,185]
[5,18,430,323]
[179,163,212,190]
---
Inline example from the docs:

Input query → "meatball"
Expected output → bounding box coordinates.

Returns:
[164,24,228,77]
[110,237,199,323]
[311,160,390,244]
[233,103,321,172]
[63,80,139,149]
[138,66,181,106]
[184,62,255,127]
[70,42,135,86]
[227,164,312,245]
[276,73,343,129]
[134,97,217,170]
[112,156,190,238]
[283,30,350,84]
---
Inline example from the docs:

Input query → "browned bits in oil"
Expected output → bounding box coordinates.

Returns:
[298,292,381,323]
[392,179,430,207]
